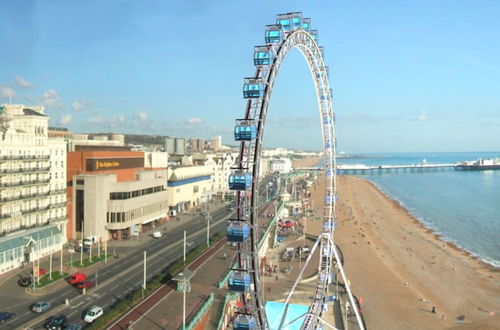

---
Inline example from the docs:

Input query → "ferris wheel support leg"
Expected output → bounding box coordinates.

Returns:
[277,235,322,330]
[326,234,366,330]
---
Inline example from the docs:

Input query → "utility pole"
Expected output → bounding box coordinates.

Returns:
[104,240,107,264]
[80,238,83,266]
[183,231,186,262]
[60,247,63,275]
[143,251,147,299]
[49,251,53,280]
[183,282,186,330]
[206,212,212,246]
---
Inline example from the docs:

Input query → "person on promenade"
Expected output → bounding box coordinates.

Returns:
[432,306,436,314]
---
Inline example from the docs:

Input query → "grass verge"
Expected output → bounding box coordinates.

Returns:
[34,271,68,288]
[68,254,109,268]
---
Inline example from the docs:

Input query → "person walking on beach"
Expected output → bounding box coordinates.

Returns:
[431,306,436,314]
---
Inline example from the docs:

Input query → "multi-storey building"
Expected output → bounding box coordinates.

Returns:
[189,138,204,153]
[0,104,67,275]
[204,152,238,198]
[211,136,221,151]
[67,150,169,241]
[165,136,186,155]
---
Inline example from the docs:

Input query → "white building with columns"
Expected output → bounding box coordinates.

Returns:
[0,104,67,275]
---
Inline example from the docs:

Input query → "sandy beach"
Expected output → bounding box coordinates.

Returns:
[315,174,499,328]
[291,157,500,329]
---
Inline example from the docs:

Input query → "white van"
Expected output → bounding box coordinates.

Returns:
[153,231,162,238]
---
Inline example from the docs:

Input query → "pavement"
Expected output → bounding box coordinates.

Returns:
[0,200,231,329]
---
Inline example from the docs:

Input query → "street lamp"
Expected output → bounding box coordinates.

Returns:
[206,212,212,246]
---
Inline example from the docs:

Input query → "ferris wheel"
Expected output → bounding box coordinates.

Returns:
[226,12,365,330]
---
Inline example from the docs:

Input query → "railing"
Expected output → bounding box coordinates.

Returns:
[0,166,51,175]
[0,179,50,189]
[0,191,51,204]
[49,202,66,209]
[21,205,50,215]
[0,155,50,161]
[48,216,67,222]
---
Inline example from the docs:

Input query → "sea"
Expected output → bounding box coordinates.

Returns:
[335,152,500,268]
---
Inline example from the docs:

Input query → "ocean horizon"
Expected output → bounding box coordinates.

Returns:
[334,151,500,268]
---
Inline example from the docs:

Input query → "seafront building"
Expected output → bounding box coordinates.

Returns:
[269,157,293,174]
[164,136,186,155]
[67,150,169,241]
[166,165,213,213]
[0,104,67,275]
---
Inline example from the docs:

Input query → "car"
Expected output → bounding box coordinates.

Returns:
[0,312,15,324]
[74,246,89,253]
[45,315,68,329]
[153,231,162,238]
[77,280,94,289]
[18,276,33,287]
[83,305,103,323]
[31,301,52,313]
[32,268,47,277]
[67,272,87,285]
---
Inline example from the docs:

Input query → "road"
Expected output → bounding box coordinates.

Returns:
[3,207,233,329]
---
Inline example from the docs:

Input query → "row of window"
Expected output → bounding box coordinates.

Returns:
[109,186,164,200]
[106,201,167,223]
[0,234,61,265]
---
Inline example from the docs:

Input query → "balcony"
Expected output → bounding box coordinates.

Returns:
[49,202,66,210]
[0,191,51,204]
[0,166,51,176]
[48,216,67,223]
[0,178,50,190]
[21,206,50,216]
[0,155,50,162]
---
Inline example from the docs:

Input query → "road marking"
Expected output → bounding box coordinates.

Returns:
[67,310,77,317]
[110,284,119,290]
[70,301,84,309]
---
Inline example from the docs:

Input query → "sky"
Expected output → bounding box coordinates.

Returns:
[1,0,499,153]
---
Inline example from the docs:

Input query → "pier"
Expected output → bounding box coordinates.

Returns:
[297,164,458,174]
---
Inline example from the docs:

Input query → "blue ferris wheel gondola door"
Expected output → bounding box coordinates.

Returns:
[228,271,251,292]
[265,25,283,43]
[276,12,302,31]
[254,46,274,66]
[229,172,252,190]
[234,314,256,330]
[243,78,265,99]
[227,222,250,243]
[234,122,257,141]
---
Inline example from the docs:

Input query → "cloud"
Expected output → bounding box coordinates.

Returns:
[109,115,126,127]
[40,89,60,108]
[72,100,92,111]
[134,111,148,121]
[186,117,203,125]
[60,114,72,125]
[87,115,104,124]
[0,86,16,100]
[417,110,430,121]
[14,75,34,88]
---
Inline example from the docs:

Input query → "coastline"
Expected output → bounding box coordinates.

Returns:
[363,178,500,271]
[294,158,500,329]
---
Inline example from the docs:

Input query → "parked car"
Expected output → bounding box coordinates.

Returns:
[45,315,68,330]
[18,276,33,287]
[32,268,47,277]
[67,273,86,285]
[31,301,51,313]
[83,305,103,323]
[74,246,89,253]
[153,231,162,238]
[0,312,15,324]
[77,280,94,289]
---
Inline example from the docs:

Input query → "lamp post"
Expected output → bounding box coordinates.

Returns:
[206,212,212,246]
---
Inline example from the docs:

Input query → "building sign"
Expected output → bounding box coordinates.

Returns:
[86,157,144,171]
